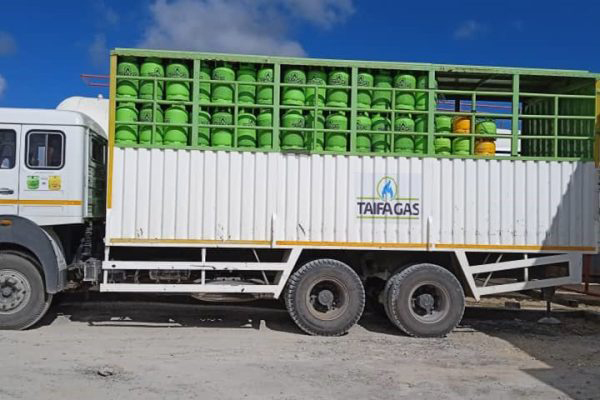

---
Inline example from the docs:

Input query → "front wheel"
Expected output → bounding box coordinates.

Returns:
[0,252,52,330]
[284,259,365,336]
[384,263,465,337]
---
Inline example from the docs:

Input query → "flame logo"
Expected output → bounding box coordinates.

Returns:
[378,177,396,201]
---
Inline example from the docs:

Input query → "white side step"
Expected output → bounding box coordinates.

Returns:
[100,248,302,299]
[455,251,582,300]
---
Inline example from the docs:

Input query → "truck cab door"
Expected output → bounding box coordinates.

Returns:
[0,125,20,215]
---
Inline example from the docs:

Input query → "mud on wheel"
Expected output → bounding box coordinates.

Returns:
[0,252,52,330]
[284,259,365,336]
[384,263,465,338]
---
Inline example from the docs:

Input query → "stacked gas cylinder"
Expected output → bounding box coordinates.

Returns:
[115,55,496,155]
[115,57,276,148]
[353,69,433,154]
[280,67,352,151]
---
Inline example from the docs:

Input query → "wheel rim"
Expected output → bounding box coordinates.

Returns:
[407,281,450,324]
[305,277,349,321]
[0,269,32,314]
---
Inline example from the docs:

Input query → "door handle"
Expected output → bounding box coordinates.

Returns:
[0,188,14,195]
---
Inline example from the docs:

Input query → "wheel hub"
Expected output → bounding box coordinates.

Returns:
[0,270,31,313]
[317,289,335,309]
[306,277,349,321]
[416,293,435,314]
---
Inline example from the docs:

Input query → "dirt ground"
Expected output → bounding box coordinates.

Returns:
[0,293,598,400]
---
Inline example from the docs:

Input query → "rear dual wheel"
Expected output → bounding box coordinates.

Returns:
[384,263,465,337]
[285,259,365,336]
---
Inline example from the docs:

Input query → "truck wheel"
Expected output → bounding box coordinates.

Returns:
[0,252,52,330]
[384,263,464,337]
[285,259,365,336]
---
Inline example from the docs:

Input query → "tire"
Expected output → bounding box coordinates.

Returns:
[284,259,365,336]
[0,252,52,330]
[384,263,465,338]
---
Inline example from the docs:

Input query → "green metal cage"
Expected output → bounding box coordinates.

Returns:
[110,48,600,162]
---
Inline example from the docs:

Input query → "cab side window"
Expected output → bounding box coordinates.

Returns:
[26,131,64,169]
[0,130,16,169]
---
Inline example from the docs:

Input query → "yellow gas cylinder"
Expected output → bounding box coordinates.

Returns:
[475,139,496,155]
[452,116,471,133]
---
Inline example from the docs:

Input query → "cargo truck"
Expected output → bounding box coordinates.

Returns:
[0,49,598,337]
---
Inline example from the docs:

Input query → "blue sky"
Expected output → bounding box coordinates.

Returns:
[0,0,598,108]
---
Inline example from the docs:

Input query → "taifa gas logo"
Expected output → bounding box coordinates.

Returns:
[356,176,420,220]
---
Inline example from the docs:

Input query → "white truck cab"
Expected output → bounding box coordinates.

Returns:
[0,103,107,329]
[0,107,107,224]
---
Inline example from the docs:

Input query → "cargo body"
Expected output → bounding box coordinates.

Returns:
[108,148,597,253]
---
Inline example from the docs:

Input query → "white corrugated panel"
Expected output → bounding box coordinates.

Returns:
[108,148,598,252]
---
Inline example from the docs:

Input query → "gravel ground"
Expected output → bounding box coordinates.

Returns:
[0,294,598,400]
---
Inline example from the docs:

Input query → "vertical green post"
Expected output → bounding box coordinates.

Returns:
[553,95,559,157]
[511,74,520,156]
[427,69,436,156]
[391,79,396,153]
[152,77,158,144]
[272,63,281,151]
[190,59,200,147]
[233,81,239,148]
[471,92,476,154]
[350,67,358,152]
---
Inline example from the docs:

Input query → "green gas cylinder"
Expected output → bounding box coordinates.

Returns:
[281,109,305,149]
[256,66,274,105]
[139,104,163,144]
[197,109,211,146]
[452,136,470,155]
[372,70,392,110]
[237,109,257,148]
[198,64,211,104]
[165,62,190,101]
[371,113,390,153]
[282,69,306,106]
[256,110,273,148]
[357,71,374,109]
[356,112,372,152]
[394,116,415,154]
[115,103,138,144]
[211,108,233,148]
[416,75,437,110]
[434,115,451,155]
[414,115,427,154]
[394,73,416,110]
[139,58,164,100]
[237,64,256,105]
[326,70,349,108]
[116,57,139,99]
[305,111,325,151]
[325,111,348,152]
[475,119,497,135]
[434,138,451,155]
[306,69,326,107]
[212,63,235,104]
[435,115,452,133]
[164,105,188,146]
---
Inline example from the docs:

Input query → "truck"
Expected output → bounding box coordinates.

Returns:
[0,48,598,337]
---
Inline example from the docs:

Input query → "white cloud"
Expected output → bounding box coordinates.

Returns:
[138,0,354,56]
[0,75,6,97]
[285,0,354,28]
[0,32,16,56]
[453,20,486,40]
[89,34,109,68]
